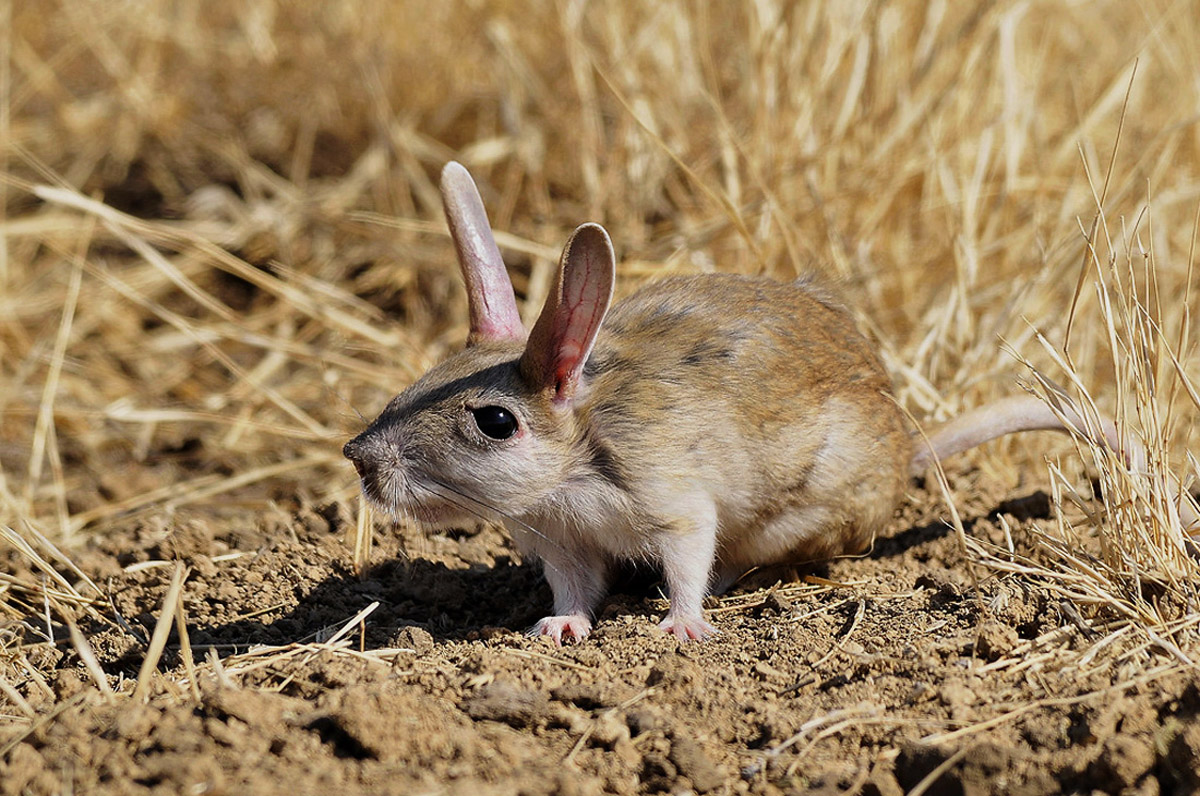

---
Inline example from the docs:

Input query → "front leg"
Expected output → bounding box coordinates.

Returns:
[529,543,611,646]
[656,510,720,640]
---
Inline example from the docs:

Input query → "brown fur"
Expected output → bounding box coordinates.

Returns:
[583,273,911,568]
[344,163,914,643]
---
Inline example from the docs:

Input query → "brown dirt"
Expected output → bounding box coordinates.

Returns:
[3,471,1199,796]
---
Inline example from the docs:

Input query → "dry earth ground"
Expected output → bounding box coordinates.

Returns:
[2,2,1200,795]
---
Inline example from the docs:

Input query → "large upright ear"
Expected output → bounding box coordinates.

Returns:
[439,161,524,345]
[520,223,615,406]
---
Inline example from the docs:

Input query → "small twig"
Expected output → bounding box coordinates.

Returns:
[503,648,599,672]
[564,688,655,766]
[133,562,189,702]
[906,744,975,796]
[67,619,114,697]
[109,595,149,646]
[0,693,90,759]
[810,599,867,669]
[175,589,201,701]
[0,672,34,718]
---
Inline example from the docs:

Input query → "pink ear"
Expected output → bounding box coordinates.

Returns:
[440,162,525,345]
[521,223,615,405]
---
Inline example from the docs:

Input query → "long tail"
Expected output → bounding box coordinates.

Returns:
[910,394,1198,539]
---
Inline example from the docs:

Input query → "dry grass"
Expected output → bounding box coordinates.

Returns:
[2,0,1200,717]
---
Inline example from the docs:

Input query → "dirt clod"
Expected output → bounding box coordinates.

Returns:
[759,591,796,615]
[463,680,549,728]
[391,625,435,655]
[646,653,702,689]
[669,736,724,792]
[1164,724,1200,790]
[1088,735,1156,791]
[974,621,1019,661]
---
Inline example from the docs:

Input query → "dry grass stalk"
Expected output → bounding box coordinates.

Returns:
[350,493,373,575]
[179,635,405,695]
[66,618,113,698]
[962,188,1200,658]
[132,562,188,702]
[919,662,1188,747]
[174,581,201,702]
[0,671,33,719]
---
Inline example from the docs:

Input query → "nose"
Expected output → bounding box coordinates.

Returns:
[342,437,367,476]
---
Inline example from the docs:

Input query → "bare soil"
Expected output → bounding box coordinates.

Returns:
[3,471,1198,796]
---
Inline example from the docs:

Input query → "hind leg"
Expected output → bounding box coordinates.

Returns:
[714,503,882,595]
[712,559,750,595]
[719,505,834,575]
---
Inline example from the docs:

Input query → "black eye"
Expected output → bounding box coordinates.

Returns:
[471,406,519,440]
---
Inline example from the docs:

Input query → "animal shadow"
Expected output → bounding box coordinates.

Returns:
[176,555,553,654]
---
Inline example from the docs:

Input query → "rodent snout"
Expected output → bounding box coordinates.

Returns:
[343,431,402,481]
[343,430,409,509]
[342,437,369,477]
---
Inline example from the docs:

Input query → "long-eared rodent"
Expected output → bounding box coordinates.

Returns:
[343,162,1197,644]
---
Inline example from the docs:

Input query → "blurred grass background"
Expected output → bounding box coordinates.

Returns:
[1,1,1198,628]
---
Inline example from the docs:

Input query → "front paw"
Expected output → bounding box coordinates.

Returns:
[529,614,592,646]
[658,612,718,641]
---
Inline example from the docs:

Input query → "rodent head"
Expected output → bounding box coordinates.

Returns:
[344,162,615,526]
[344,344,570,522]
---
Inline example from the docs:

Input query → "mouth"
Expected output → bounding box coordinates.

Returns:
[353,471,477,529]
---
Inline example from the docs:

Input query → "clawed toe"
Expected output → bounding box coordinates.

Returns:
[529,615,592,646]
[658,613,718,641]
